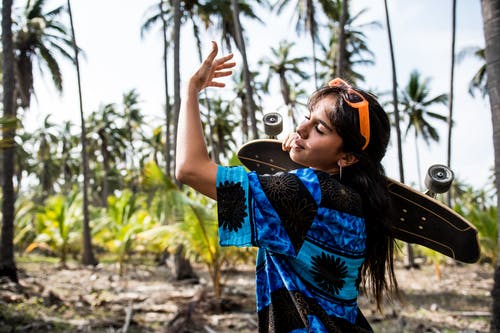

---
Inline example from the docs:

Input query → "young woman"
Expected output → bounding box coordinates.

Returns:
[176,41,398,333]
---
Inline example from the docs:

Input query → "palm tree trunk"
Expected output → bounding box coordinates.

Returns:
[67,0,97,266]
[239,102,248,144]
[172,0,181,182]
[480,1,500,331]
[0,0,18,283]
[384,0,415,269]
[306,0,318,88]
[446,0,457,207]
[384,0,404,183]
[194,26,220,164]
[336,0,348,79]
[231,0,259,139]
[99,138,110,206]
[414,133,423,190]
[173,244,197,281]
[62,139,71,194]
[159,0,172,178]
[171,2,197,277]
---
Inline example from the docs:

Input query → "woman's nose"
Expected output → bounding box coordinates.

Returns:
[296,121,308,139]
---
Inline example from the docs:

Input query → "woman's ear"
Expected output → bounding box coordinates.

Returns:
[338,153,359,168]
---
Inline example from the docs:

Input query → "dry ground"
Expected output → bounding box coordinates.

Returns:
[0,257,494,333]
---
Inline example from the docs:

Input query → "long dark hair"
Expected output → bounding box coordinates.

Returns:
[308,85,398,310]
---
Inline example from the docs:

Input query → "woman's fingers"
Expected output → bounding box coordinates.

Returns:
[212,70,232,78]
[215,53,235,65]
[205,58,235,87]
[188,43,233,90]
[198,43,235,89]
[282,133,297,151]
[204,41,219,64]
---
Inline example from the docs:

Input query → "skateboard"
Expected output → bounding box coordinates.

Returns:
[237,136,480,264]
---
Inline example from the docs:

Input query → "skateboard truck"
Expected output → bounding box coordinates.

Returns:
[263,112,283,139]
[424,164,454,198]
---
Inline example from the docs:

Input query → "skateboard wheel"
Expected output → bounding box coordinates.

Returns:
[263,112,283,137]
[425,164,454,194]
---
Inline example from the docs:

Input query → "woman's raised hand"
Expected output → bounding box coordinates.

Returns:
[189,41,236,93]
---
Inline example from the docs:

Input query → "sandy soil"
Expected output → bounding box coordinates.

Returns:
[0,257,494,333]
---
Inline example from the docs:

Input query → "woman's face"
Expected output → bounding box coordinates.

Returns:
[290,95,345,174]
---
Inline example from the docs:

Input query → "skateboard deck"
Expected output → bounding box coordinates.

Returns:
[237,139,480,264]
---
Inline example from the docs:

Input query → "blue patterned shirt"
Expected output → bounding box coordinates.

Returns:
[216,166,368,332]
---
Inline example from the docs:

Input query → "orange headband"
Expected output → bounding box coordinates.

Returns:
[328,78,370,150]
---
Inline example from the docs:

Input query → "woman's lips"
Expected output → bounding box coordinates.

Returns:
[292,139,304,150]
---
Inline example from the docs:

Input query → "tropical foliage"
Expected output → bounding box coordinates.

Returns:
[454,183,498,264]
[13,0,75,109]
[25,191,82,267]
[399,70,448,189]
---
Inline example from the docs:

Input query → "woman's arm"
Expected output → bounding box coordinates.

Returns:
[175,42,235,200]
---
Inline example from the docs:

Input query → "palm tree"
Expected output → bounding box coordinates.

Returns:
[317,6,379,84]
[230,0,259,139]
[141,0,223,169]
[232,67,264,142]
[201,97,238,163]
[66,0,97,266]
[480,1,500,331]
[172,0,182,183]
[140,1,217,278]
[383,0,404,183]
[30,115,60,201]
[400,70,448,189]
[121,89,144,192]
[0,0,19,283]
[384,0,412,267]
[202,0,264,140]
[140,0,173,177]
[336,0,348,78]
[258,40,309,126]
[13,0,74,109]
[458,46,487,98]
[58,120,79,194]
[87,104,128,206]
[13,132,33,195]
[145,0,263,146]
[273,0,338,88]
[447,0,457,202]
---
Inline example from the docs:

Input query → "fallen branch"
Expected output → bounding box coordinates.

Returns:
[449,310,491,317]
[122,301,133,333]
[204,325,219,333]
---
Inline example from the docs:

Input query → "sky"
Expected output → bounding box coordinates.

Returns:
[29,0,490,191]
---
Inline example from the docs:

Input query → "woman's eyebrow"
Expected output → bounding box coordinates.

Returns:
[319,110,334,131]
[318,119,333,132]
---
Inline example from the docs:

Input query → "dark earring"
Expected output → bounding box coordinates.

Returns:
[339,164,343,181]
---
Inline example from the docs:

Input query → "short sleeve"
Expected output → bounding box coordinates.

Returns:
[216,166,253,247]
[216,166,321,256]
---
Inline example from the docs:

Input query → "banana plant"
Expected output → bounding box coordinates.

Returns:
[25,191,82,267]
[13,195,38,251]
[94,189,153,276]
[138,160,245,300]
[467,206,497,263]
[454,186,498,264]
